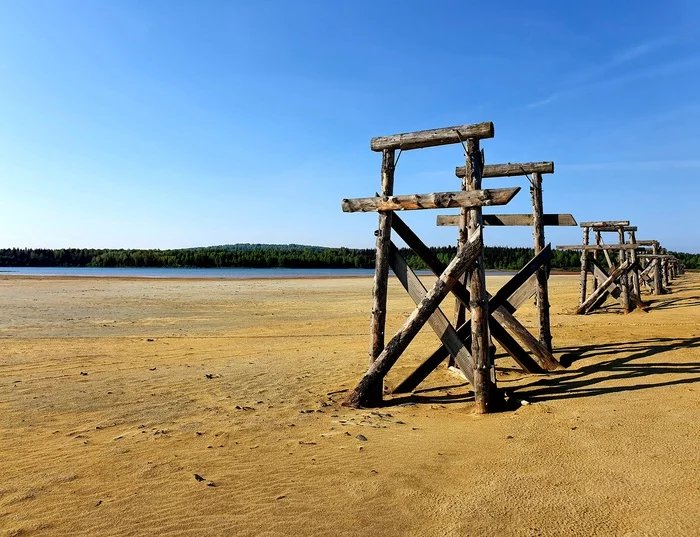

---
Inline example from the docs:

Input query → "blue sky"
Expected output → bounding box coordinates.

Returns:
[1,0,699,252]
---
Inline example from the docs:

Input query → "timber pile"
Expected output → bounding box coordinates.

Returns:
[341,122,567,414]
[557,222,685,314]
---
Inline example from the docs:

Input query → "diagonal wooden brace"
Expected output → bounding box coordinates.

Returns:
[344,231,483,408]
[577,260,632,314]
[388,243,475,385]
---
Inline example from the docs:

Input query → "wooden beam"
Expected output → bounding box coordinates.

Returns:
[344,231,483,408]
[591,226,638,232]
[370,122,494,152]
[341,187,520,213]
[455,161,554,178]
[437,213,577,227]
[388,243,475,385]
[634,240,658,246]
[579,227,590,308]
[579,221,630,227]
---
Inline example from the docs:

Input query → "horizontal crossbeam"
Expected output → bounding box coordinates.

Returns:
[455,161,554,178]
[437,213,576,227]
[341,188,520,213]
[370,122,494,151]
[591,226,637,232]
[579,221,630,227]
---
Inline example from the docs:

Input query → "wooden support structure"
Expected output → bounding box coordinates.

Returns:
[342,121,568,412]
[563,220,649,314]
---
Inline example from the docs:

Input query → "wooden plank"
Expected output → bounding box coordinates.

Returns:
[342,188,520,213]
[344,232,483,408]
[370,122,494,152]
[455,161,554,178]
[437,213,577,226]
[588,226,637,232]
[635,240,658,246]
[579,221,630,227]
[388,243,475,385]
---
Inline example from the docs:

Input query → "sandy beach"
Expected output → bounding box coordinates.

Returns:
[1,273,699,536]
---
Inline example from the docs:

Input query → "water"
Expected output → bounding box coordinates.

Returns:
[0,267,516,279]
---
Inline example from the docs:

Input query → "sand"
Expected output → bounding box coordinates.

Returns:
[1,272,699,536]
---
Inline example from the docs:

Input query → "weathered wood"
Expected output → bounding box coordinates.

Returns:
[579,227,590,307]
[344,232,483,408]
[577,260,631,314]
[531,172,552,352]
[628,230,641,304]
[455,161,554,178]
[592,230,601,292]
[437,213,576,227]
[388,243,475,385]
[370,122,494,152]
[391,241,556,393]
[367,149,395,405]
[465,138,492,414]
[589,226,637,232]
[634,240,657,246]
[618,228,631,313]
[341,188,520,213]
[652,242,664,294]
[579,221,630,227]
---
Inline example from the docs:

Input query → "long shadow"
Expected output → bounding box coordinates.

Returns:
[515,336,700,403]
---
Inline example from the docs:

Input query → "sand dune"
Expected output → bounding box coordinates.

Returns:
[1,273,699,536]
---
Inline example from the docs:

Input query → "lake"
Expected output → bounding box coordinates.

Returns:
[0,267,516,279]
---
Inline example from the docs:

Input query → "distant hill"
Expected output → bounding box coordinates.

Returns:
[200,243,329,252]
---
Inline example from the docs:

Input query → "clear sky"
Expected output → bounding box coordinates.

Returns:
[1,0,699,252]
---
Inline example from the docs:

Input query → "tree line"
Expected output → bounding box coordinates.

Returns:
[0,245,696,271]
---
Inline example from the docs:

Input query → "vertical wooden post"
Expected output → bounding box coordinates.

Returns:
[628,230,641,304]
[451,150,470,368]
[368,148,395,406]
[530,172,552,352]
[662,250,670,288]
[617,227,631,313]
[579,227,590,308]
[652,241,664,295]
[466,138,492,414]
[592,230,602,292]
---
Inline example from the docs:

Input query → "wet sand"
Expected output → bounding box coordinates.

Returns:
[1,273,699,536]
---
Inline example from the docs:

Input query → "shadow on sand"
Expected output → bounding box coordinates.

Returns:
[516,336,700,403]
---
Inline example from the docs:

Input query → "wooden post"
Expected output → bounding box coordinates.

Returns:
[466,138,492,414]
[530,172,552,352]
[593,231,602,292]
[579,226,590,308]
[652,242,664,295]
[618,227,631,313]
[628,230,641,304]
[451,147,471,367]
[662,248,670,288]
[367,149,395,406]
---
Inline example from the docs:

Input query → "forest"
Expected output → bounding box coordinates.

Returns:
[0,244,696,271]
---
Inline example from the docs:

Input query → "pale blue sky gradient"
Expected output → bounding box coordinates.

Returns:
[1,0,699,251]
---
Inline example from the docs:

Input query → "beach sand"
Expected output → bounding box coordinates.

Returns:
[1,273,699,536]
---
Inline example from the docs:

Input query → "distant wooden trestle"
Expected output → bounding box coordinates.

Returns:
[341,122,567,413]
[557,222,684,314]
